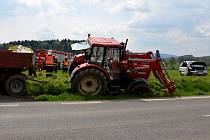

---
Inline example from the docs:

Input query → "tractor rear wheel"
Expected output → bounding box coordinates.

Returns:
[5,75,26,96]
[72,68,107,96]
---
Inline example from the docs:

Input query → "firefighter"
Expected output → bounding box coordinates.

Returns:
[45,52,55,77]
[29,54,37,77]
[156,50,161,59]
[36,52,43,71]
[54,56,58,73]
[62,55,70,73]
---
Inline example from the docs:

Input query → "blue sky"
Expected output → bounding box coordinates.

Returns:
[0,0,210,56]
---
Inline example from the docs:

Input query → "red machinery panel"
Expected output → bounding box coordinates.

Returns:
[0,51,33,69]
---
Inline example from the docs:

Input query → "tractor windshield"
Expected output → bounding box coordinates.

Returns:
[90,46,105,66]
[90,46,120,74]
[105,48,120,69]
[104,48,120,79]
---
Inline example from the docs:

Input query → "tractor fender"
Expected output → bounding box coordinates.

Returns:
[74,54,86,64]
[69,54,86,74]
[70,63,110,83]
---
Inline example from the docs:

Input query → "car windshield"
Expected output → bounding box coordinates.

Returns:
[191,64,206,70]
[190,62,206,69]
[191,65,204,68]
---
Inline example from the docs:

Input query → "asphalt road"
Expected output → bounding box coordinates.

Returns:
[0,97,210,140]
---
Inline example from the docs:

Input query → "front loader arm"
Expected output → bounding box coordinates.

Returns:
[151,58,176,93]
[125,52,176,93]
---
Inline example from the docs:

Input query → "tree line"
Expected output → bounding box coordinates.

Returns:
[1,40,210,69]
[0,39,86,53]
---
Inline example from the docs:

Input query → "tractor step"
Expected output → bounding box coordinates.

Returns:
[110,85,120,89]
[109,79,120,94]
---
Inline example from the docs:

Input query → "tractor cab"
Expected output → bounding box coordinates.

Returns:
[87,36,123,80]
[70,36,124,95]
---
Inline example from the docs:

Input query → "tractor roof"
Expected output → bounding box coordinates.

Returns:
[88,36,121,47]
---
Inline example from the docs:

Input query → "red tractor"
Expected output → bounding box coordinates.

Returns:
[70,35,176,96]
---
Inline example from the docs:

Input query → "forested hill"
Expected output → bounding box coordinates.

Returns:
[0,39,85,52]
[164,55,210,70]
[177,55,210,63]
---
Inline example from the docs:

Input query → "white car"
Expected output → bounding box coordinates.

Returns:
[179,61,208,76]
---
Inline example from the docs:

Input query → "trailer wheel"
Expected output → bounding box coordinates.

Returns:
[72,68,107,96]
[128,79,150,95]
[5,75,26,96]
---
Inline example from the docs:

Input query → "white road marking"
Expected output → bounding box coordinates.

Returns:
[0,104,19,107]
[142,98,179,102]
[181,96,210,100]
[142,96,210,102]
[61,101,104,105]
[203,115,210,117]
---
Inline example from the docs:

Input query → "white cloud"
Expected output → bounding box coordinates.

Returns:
[112,0,150,12]
[119,0,210,56]
[36,29,56,40]
[1,0,210,56]
[79,0,101,4]
[19,0,42,6]
[18,0,76,18]
[195,22,210,37]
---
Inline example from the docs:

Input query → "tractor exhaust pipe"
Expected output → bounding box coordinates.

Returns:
[124,39,128,49]
[122,39,128,57]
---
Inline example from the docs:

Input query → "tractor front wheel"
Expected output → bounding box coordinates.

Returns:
[72,68,107,96]
[128,79,150,95]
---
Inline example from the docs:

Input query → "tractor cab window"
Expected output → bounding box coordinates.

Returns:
[90,46,104,66]
[105,48,120,79]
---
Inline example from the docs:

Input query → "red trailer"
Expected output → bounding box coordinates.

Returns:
[0,50,34,96]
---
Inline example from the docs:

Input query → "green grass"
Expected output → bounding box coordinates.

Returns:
[35,93,154,101]
[27,71,70,96]
[149,70,210,97]
[27,70,210,101]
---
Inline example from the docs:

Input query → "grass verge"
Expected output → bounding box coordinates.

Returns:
[27,70,210,101]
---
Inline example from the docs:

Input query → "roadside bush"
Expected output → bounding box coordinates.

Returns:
[27,71,70,96]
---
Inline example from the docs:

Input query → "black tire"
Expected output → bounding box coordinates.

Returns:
[5,75,26,96]
[69,61,78,74]
[0,80,5,95]
[72,68,107,96]
[128,79,150,95]
[187,68,192,76]
[187,72,192,76]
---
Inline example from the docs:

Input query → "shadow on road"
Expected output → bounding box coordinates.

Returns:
[0,91,34,103]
